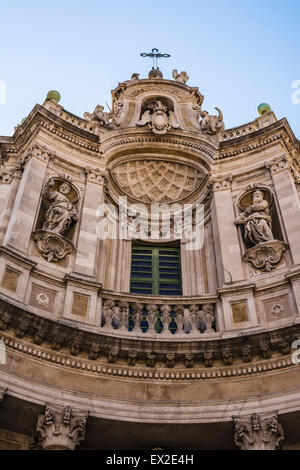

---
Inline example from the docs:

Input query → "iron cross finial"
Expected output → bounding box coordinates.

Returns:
[140,48,171,70]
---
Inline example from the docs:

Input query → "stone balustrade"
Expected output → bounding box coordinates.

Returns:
[101,298,217,336]
[57,109,100,134]
[222,121,260,141]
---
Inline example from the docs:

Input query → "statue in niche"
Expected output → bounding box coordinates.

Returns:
[172,69,189,84]
[200,107,224,135]
[236,189,274,245]
[42,178,78,235]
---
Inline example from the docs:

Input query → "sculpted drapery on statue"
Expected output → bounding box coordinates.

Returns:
[236,189,274,245]
[33,176,79,262]
[199,107,225,135]
[42,178,78,235]
[236,189,287,272]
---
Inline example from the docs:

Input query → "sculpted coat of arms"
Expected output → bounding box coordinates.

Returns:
[136,98,180,134]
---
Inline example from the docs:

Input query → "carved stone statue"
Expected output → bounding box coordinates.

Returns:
[33,177,79,262]
[84,105,116,129]
[130,73,140,81]
[200,107,225,135]
[172,69,189,84]
[136,98,180,135]
[236,190,274,245]
[43,179,78,235]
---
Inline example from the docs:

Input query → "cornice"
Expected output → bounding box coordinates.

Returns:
[0,297,298,375]
[99,130,217,160]
[0,106,100,160]
[0,329,296,382]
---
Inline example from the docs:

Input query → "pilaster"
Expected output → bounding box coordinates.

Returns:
[3,144,53,254]
[210,175,244,285]
[73,167,106,278]
[265,155,300,265]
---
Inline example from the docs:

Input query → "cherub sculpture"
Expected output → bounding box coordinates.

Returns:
[172,69,189,84]
[200,107,225,135]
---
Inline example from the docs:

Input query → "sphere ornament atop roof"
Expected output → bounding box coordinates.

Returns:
[47,90,61,103]
[148,68,163,79]
[257,102,271,115]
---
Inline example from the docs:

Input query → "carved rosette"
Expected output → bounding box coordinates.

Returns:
[34,404,89,450]
[33,230,75,262]
[233,412,284,450]
[243,240,287,272]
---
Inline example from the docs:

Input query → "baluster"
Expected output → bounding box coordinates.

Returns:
[118,301,129,331]
[174,305,184,335]
[200,303,215,333]
[132,303,143,333]
[102,299,115,330]
[160,304,171,336]
[188,304,200,335]
[146,304,158,334]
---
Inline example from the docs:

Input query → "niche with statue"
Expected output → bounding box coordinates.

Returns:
[33,175,80,262]
[235,187,287,272]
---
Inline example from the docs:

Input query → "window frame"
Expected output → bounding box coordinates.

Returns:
[130,244,182,296]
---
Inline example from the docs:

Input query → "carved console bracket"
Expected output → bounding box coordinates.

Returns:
[243,240,287,272]
[33,230,75,262]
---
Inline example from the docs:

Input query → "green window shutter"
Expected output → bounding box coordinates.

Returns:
[130,245,182,295]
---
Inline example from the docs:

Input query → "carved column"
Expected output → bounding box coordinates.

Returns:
[34,403,89,450]
[233,412,284,450]
[3,144,53,254]
[210,175,244,284]
[265,155,300,265]
[73,167,105,278]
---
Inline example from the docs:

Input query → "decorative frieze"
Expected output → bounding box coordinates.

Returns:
[233,412,284,450]
[34,404,89,450]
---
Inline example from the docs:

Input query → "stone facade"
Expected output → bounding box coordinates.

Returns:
[0,67,299,450]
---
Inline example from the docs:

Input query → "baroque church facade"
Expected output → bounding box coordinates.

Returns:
[0,64,299,450]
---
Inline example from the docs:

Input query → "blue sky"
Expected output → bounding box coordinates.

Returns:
[0,0,299,137]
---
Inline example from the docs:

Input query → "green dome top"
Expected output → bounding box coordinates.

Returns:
[20,118,26,125]
[257,103,271,116]
[47,90,61,103]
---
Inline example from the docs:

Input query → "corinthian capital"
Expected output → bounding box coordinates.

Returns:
[34,403,89,450]
[233,412,284,450]
[265,155,290,174]
[85,166,107,185]
[210,174,232,191]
